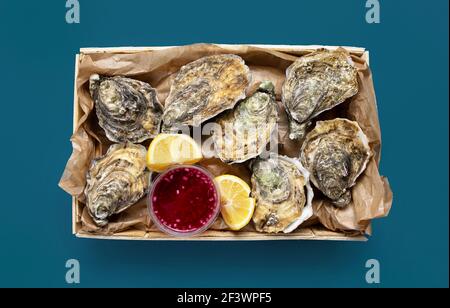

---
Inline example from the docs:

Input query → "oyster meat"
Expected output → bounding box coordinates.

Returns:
[212,81,278,164]
[282,49,359,139]
[89,75,163,143]
[84,143,150,226]
[300,118,371,208]
[251,155,313,233]
[162,54,251,131]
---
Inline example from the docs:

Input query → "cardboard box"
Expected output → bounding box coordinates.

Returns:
[71,44,373,241]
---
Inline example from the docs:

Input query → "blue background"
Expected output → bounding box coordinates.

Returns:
[0,0,448,288]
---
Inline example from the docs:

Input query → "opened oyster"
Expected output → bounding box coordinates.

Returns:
[212,81,278,163]
[85,143,150,226]
[162,54,251,131]
[300,118,371,208]
[282,49,359,139]
[251,155,313,233]
[89,75,163,143]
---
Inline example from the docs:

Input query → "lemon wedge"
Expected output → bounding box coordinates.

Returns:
[215,175,255,231]
[146,134,203,172]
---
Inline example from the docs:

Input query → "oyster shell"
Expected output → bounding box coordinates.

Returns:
[84,143,150,226]
[251,155,313,233]
[162,54,251,131]
[89,75,163,143]
[212,81,278,163]
[300,118,371,208]
[282,49,359,139]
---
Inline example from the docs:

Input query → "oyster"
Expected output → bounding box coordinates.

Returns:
[251,155,313,233]
[84,143,150,226]
[162,54,251,131]
[212,81,278,163]
[282,49,359,139]
[300,118,371,208]
[89,75,163,143]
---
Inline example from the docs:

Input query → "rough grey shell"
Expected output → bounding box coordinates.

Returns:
[251,155,313,233]
[84,143,150,227]
[162,54,251,132]
[212,81,278,164]
[89,75,163,143]
[282,49,359,139]
[300,118,371,208]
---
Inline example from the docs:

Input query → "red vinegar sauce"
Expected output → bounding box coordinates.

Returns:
[150,166,219,234]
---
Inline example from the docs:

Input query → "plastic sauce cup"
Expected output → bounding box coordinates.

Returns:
[148,165,220,237]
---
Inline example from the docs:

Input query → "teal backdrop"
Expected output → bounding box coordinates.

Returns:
[0,0,448,288]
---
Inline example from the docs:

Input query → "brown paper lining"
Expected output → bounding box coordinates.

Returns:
[59,44,392,238]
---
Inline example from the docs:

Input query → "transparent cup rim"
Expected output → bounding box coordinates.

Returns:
[147,165,221,237]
